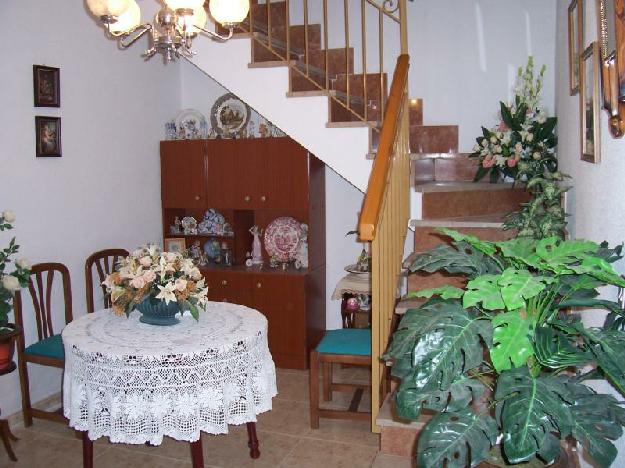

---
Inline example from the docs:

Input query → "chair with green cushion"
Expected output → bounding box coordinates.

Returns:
[14,262,72,426]
[309,328,372,429]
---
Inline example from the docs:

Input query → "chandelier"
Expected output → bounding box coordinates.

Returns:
[86,0,249,62]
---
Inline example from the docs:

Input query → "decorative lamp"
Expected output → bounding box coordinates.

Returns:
[178,6,208,34]
[109,0,141,34]
[209,0,250,27]
[86,0,131,19]
[164,0,205,9]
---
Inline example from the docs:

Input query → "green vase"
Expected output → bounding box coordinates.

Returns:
[136,296,181,326]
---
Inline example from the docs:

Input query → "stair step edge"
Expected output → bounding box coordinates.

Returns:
[414,181,524,193]
[377,393,430,429]
[410,152,472,160]
[286,90,334,98]
[326,121,377,129]
[248,60,296,69]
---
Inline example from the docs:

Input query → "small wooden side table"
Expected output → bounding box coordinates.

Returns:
[0,361,18,462]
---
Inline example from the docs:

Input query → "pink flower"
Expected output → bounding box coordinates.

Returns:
[507,158,518,168]
[482,157,494,168]
[131,276,146,289]
[498,122,509,132]
[139,256,152,267]
[142,270,156,283]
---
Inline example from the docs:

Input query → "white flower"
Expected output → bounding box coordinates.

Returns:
[496,132,503,139]
[495,155,507,167]
[1,210,15,223]
[533,152,542,160]
[536,113,547,124]
[1,275,20,292]
[156,282,177,304]
[502,134,511,145]
[139,256,152,267]
[189,267,201,280]
[481,139,489,148]
[164,252,179,263]
[527,133,534,142]
[489,136,497,144]
[174,278,188,292]
[473,144,481,152]
[494,145,502,154]
[514,143,523,153]
[130,276,146,289]
[118,266,135,280]
[16,258,31,270]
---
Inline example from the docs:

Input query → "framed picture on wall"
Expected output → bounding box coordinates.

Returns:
[33,65,60,107]
[35,116,62,157]
[580,42,601,163]
[164,238,186,253]
[568,0,583,95]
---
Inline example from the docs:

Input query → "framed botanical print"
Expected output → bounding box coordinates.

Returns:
[569,0,584,95]
[33,65,60,107]
[164,238,186,253]
[580,43,601,163]
[35,116,62,157]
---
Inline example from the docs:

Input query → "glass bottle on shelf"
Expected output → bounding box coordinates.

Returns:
[221,242,233,266]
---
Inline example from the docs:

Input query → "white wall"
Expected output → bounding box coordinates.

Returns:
[555,0,625,465]
[0,0,180,417]
[179,60,365,329]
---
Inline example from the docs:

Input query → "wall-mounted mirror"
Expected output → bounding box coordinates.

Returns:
[596,0,625,137]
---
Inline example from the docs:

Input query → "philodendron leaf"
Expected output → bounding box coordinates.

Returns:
[496,368,574,464]
[423,376,486,413]
[408,285,464,300]
[570,256,625,288]
[498,268,553,311]
[464,275,505,310]
[407,241,500,278]
[437,228,497,256]
[566,382,625,468]
[581,328,625,396]
[497,237,542,269]
[536,237,598,269]
[416,408,498,468]
[490,310,534,371]
[534,327,592,369]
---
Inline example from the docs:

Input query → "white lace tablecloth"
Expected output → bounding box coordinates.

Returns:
[62,303,277,445]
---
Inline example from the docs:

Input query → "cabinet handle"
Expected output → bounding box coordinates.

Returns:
[195,195,200,201]
[260,195,267,203]
[244,195,251,203]
[222,298,228,302]
[256,282,262,289]
[221,279,228,286]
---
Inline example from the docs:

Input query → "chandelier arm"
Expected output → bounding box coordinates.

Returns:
[118,24,154,49]
[195,26,234,42]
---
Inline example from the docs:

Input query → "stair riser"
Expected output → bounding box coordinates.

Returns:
[409,99,423,126]
[380,426,420,458]
[289,48,355,92]
[329,73,388,123]
[252,24,321,62]
[410,125,458,153]
[412,157,477,183]
[421,188,530,219]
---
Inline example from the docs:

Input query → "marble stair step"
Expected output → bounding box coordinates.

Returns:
[411,152,477,183]
[289,47,355,92]
[329,72,388,123]
[377,393,430,458]
[409,124,458,153]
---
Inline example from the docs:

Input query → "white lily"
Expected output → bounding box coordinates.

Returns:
[155,282,177,304]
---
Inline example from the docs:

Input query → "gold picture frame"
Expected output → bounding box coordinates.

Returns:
[164,237,186,253]
[580,42,601,163]
[569,0,584,95]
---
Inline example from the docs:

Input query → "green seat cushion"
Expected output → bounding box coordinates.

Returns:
[25,334,64,360]
[316,328,371,356]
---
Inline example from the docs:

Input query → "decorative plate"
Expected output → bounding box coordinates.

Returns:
[175,109,207,140]
[210,93,251,137]
[344,264,370,274]
[203,240,221,261]
[181,216,197,233]
[264,217,303,263]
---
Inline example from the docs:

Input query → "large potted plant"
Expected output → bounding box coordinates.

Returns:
[385,228,625,467]
[0,210,30,371]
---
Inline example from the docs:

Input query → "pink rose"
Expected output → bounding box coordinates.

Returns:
[142,270,156,283]
[139,256,152,267]
[482,157,494,168]
[498,122,509,132]
[507,158,518,167]
[131,276,146,289]
[175,278,188,292]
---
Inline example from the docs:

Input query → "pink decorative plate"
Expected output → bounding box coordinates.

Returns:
[264,217,303,263]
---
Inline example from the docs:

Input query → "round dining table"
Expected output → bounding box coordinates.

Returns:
[62,302,277,468]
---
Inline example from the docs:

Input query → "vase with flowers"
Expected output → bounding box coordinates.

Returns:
[103,244,208,326]
[0,210,31,371]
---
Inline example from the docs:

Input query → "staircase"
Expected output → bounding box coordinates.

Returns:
[187,0,531,439]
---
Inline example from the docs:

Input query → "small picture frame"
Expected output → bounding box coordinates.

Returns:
[35,116,62,157]
[164,237,186,253]
[580,42,601,163]
[568,0,583,95]
[33,65,60,107]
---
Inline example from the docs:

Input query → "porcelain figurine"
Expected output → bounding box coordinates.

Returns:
[189,241,203,262]
[294,223,309,269]
[249,226,263,265]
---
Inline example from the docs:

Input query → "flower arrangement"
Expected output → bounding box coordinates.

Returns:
[0,210,30,333]
[470,57,558,183]
[103,244,208,320]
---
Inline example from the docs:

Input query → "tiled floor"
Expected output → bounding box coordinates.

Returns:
[0,367,409,468]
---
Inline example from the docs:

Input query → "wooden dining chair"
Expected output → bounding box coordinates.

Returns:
[84,248,128,314]
[13,263,72,426]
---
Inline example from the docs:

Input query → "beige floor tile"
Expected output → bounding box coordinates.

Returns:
[256,399,313,436]
[276,370,310,402]
[307,418,380,448]
[92,445,197,468]
[279,438,378,468]
[371,453,414,468]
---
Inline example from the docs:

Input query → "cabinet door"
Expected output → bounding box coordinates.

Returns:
[160,140,207,209]
[233,139,264,209]
[252,275,306,366]
[263,138,309,210]
[203,270,252,307]
[206,140,236,209]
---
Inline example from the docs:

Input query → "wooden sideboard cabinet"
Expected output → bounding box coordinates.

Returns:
[160,137,326,369]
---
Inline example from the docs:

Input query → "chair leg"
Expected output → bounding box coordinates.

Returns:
[190,438,204,468]
[0,419,17,462]
[322,362,332,402]
[81,431,93,468]
[309,351,320,429]
[246,422,260,459]
[17,358,32,427]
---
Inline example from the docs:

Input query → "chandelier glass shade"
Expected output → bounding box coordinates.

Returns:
[85,0,249,62]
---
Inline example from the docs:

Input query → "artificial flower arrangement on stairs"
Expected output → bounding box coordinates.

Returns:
[0,210,30,370]
[103,245,208,326]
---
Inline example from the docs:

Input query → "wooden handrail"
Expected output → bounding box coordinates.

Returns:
[359,54,409,241]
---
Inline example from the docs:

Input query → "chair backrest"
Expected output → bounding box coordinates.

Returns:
[13,263,72,345]
[85,248,128,313]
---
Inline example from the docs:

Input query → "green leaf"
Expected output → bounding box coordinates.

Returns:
[481,126,492,139]
[473,164,490,182]
[416,408,498,468]
[437,228,497,256]
[426,376,486,412]
[463,275,504,310]
[536,237,598,269]
[409,285,464,300]
[581,328,625,396]
[497,237,542,269]
[497,268,553,311]
[407,241,501,279]
[533,327,592,369]
[570,256,625,287]
[500,102,514,129]
[496,368,574,464]
[490,310,534,371]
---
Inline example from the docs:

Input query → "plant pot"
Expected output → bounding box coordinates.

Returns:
[0,324,20,372]
[479,442,574,468]
[135,297,181,326]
